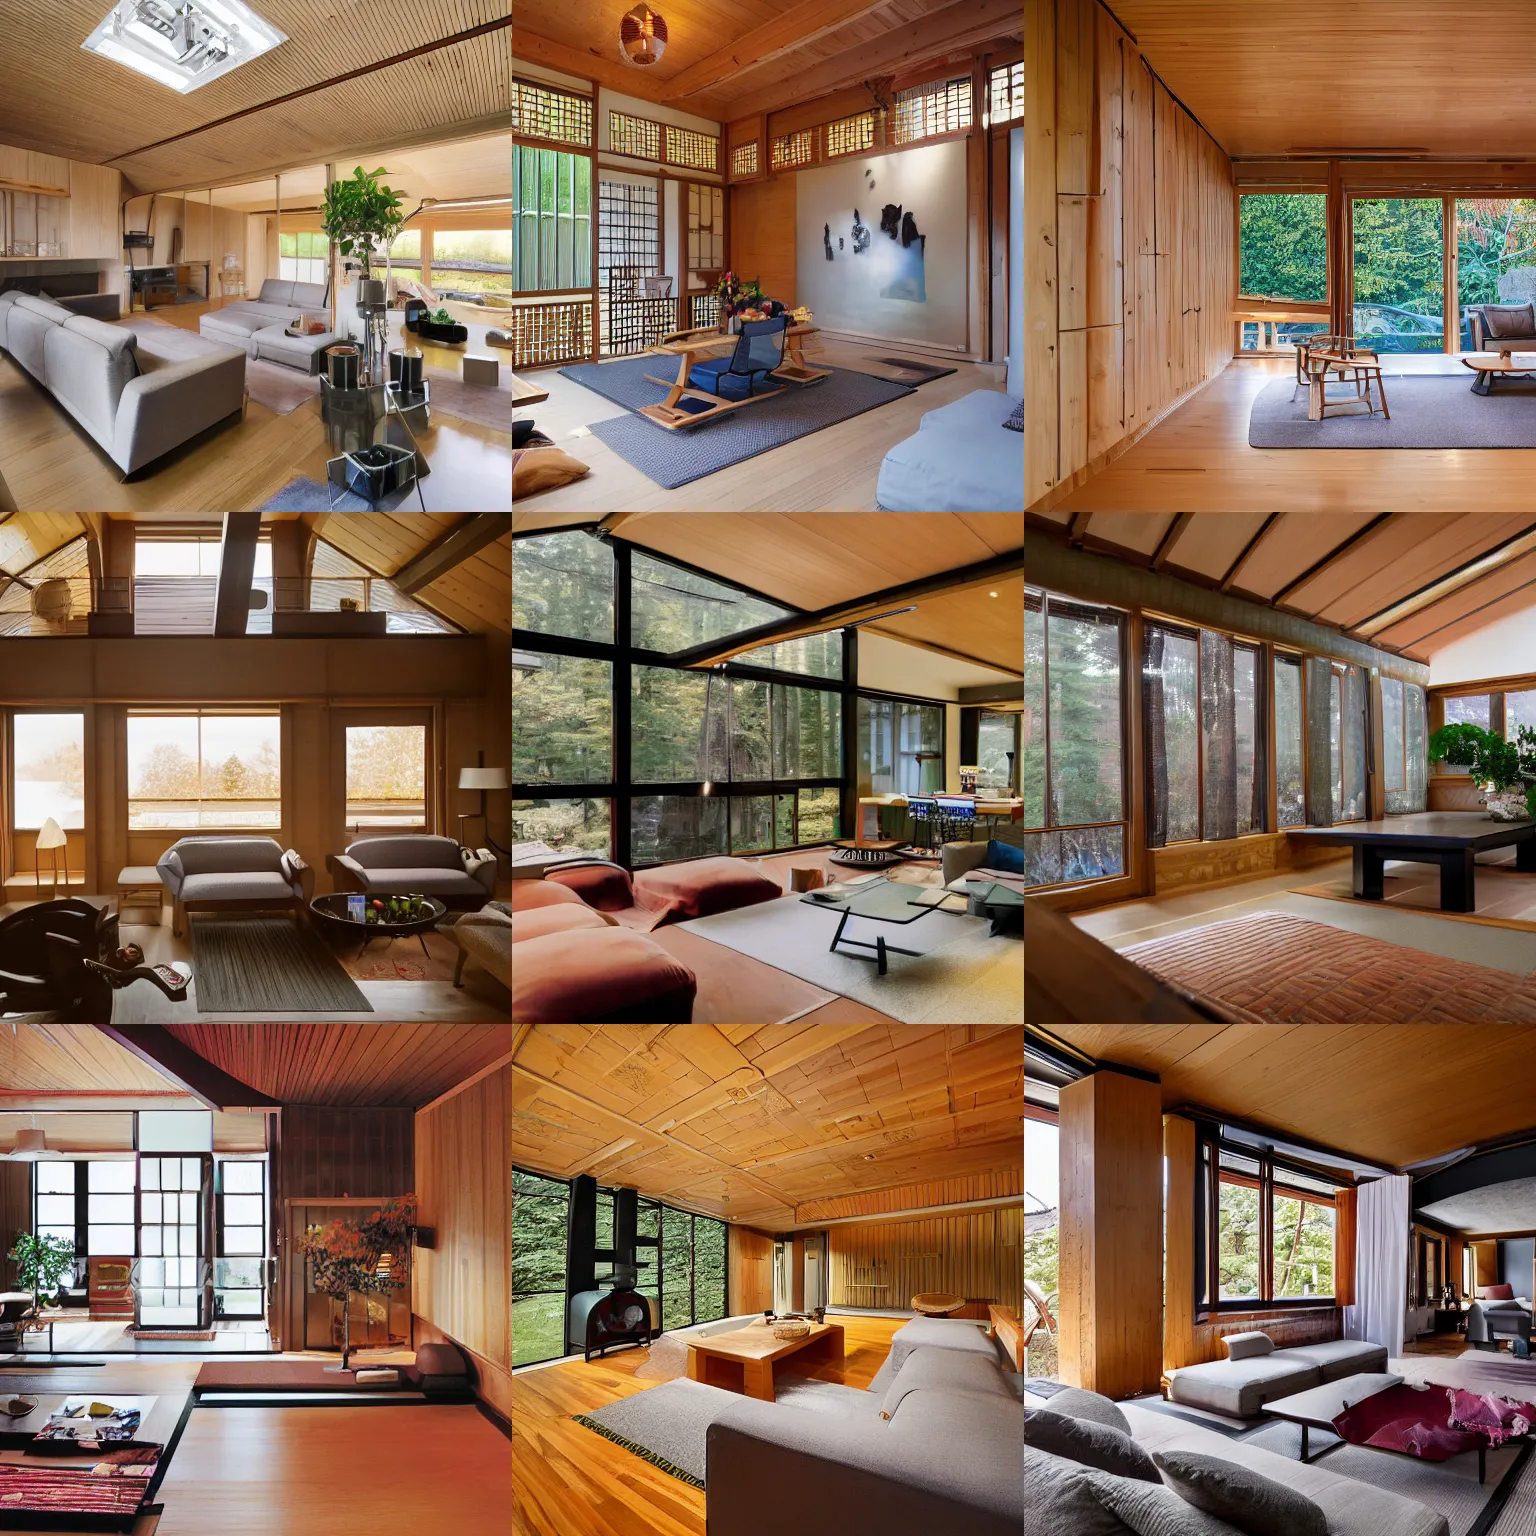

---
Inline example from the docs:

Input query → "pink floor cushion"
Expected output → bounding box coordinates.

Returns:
[1447,1387,1536,1445]
[550,862,637,911]
[510,880,588,913]
[633,856,782,926]
[1331,1382,1484,1461]
[511,926,697,1023]
[511,905,613,944]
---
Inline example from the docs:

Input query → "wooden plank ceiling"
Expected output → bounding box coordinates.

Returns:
[515,511,1023,673]
[512,1024,1023,1228]
[1104,2,1536,158]
[1029,512,1536,661]
[1042,1024,1536,1171]
[514,0,1021,122]
[0,1,508,192]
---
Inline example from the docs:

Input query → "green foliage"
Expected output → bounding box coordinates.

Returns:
[1427,722,1536,791]
[430,306,454,325]
[1352,198,1444,317]
[1457,201,1536,317]
[10,1231,75,1303]
[322,166,406,281]
[1239,194,1327,301]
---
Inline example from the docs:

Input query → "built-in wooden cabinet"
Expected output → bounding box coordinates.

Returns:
[69,163,122,260]
[0,145,70,196]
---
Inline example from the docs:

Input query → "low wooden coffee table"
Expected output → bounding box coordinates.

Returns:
[685,1320,844,1402]
[1463,352,1536,395]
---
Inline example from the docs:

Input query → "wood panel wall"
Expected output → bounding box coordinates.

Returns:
[728,1226,774,1315]
[1473,1241,1500,1289]
[1026,0,1235,508]
[1059,1071,1163,1399]
[0,1162,28,1291]
[828,1207,1022,1317]
[728,176,796,310]
[1163,1115,1343,1375]
[414,1066,510,1420]
[796,1170,1022,1223]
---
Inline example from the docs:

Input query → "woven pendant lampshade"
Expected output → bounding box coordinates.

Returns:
[619,3,668,66]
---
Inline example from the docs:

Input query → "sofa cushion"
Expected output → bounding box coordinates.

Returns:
[289,280,329,309]
[510,880,588,913]
[353,866,487,897]
[634,856,782,926]
[981,837,1024,877]
[258,279,297,306]
[875,389,1025,513]
[1151,1450,1328,1536]
[1032,1385,1133,1435]
[511,904,612,944]
[1026,1408,1160,1482]
[43,321,140,449]
[881,1345,1013,1420]
[1221,1332,1274,1362]
[1025,1446,1135,1536]
[1480,1284,1516,1301]
[1165,1356,1322,1418]
[13,294,72,324]
[346,835,462,871]
[180,870,298,903]
[511,926,696,1023]
[1483,304,1534,339]
[886,1317,1006,1378]
[170,837,286,876]
[1282,1339,1388,1381]
[1086,1470,1246,1535]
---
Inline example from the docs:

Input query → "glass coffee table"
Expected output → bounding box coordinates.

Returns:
[800,877,952,975]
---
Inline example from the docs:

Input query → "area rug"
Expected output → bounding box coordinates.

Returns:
[572,1379,724,1487]
[1294,869,1536,933]
[559,357,912,489]
[258,475,421,512]
[860,355,958,385]
[1249,372,1536,447]
[189,916,372,1013]
[677,894,1021,1023]
[339,929,458,984]
[1120,911,1536,1022]
[245,357,321,415]
[423,366,513,433]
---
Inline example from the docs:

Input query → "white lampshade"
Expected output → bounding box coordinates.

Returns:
[458,767,508,790]
[35,818,66,851]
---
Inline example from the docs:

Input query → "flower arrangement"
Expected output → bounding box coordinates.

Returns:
[297,1194,417,1370]
[712,270,786,324]
[366,895,431,925]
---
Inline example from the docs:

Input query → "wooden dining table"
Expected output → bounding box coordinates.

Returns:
[638,322,829,429]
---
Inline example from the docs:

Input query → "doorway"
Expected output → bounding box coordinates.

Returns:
[1351,197,1445,352]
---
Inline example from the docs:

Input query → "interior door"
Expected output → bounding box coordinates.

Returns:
[803,1233,826,1312]
[135,1153,211,1329]
[772,1240,792,1314]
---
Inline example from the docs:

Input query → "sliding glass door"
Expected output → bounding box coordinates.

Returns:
[1456,198,1536,348]
[1352,197,1444,351]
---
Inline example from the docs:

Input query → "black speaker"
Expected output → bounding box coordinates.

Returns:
[413,1226,435,1250]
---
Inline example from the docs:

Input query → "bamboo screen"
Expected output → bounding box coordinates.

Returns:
[731,141,758,178]
[828,1209,1022,1313]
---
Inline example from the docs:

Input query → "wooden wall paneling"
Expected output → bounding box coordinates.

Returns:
[1475,1241,1500,1288]
[827,1209,1021,1315]
[1123,48,1153,433]
[1058,325,1089,480]
[0,1161,28,1291]
[1334,1185,1356,1308]
[1055,0,1095,197]
[728,1226,774,1314]
[1025,0,1059,504]
[728,174,796,308]
[66,163,122,262]
[1059,1071,1163,1399]
[1085,6,1124,457]
[795,1169,1022,1223]
[0,145,69,194]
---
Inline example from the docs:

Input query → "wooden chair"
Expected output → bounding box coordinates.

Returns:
[1307,348,1390,420]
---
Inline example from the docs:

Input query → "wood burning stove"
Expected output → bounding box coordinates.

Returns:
[568,1287,655,1362]
[564,1175,659,1361]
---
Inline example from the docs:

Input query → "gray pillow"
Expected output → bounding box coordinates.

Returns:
[1152,1451,1328,1536]
[1087,1470,1247,1535]
[1485,302,1535,338]
[1044,1386,1132,1435]
[1026,1407,1160,1482]
[1220,1331,1273,1361]
[1025,1445,1136,1536]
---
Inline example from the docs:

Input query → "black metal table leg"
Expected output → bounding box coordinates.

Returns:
[1518,835,1536,873]
[1300,1423,1308,1461]
[1352,844,1385,900]
[876,934,888,977]
[828,907,851,955]
[1441,849,1476,912]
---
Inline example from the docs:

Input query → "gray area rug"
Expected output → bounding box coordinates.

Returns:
[189,916,372,1013]
[423,367,512,433]
[1249,372,1536,447]
[258,476,421,512]
[246,358,321,415]
[558,357,912,489]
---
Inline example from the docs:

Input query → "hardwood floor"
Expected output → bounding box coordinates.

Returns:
[0,297,511,513]
[511,1315,904,1536]
[514,339,1010,512]
[1048,353,1536,513]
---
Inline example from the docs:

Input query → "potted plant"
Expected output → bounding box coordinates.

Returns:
[1429,722,1536,819]
[415,304,468,346]
[296,1195,416,1372]
[322,166,406,307]
[10,1232,75,1309]
[713,271,770,333]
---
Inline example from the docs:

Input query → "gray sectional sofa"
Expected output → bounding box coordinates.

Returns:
[706,1315,1022,1536]
[199,279,338,372]
[0,291,246,474]
[1164,1329,1388,1418]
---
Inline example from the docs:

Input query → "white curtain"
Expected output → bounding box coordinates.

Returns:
[1344,1174,1410,1357]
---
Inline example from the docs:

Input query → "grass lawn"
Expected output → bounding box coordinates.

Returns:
[513,1292,567,1368]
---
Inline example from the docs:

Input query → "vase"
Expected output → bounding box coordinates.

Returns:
[1484,789,1529,821]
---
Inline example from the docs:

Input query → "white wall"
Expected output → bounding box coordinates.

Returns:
[795,140,969,351]
[1429,609,1536,687]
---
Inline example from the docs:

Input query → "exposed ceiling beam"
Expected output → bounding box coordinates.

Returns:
[417,1050,513,1118]
[659,0,904,103]
[1149,513,1194,572]
[392,514,508,593]
[1353,524,1536,637]
[213,512,262,637]
[95,1027,280,1112]
[663,549,1024,669]
[1220,514,1280,591]
[513,30,728,118]
[1272,514,1394,605]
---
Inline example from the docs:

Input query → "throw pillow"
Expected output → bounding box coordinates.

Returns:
[1220,1331,1274,1361]
[1044,1386,1133,1436]
[1447,1387,1536,1445]
[1025,1407,1160,1482]
[513,447,590,499]
[1004,399,1023,432]
[983,838,1025,877]
[1025,1445,1136,1536]
[1484,304,1534,339]
[1150,1451,1327,1536]
[1086,1469,1247,1535]
[1480,1284,1516,1301]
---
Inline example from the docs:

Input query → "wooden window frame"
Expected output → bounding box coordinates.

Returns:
[512,78,594,150]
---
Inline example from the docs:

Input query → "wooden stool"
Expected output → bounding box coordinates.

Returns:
[789,866,825,893]
[911,1292,966,1316]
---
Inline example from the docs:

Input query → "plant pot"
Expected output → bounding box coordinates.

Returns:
[417,319,468,345]
[1484,789,1530,821]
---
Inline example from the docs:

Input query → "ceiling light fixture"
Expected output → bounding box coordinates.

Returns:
[619,3,668,67]
[82,1,288,93]
[989,591,999,598]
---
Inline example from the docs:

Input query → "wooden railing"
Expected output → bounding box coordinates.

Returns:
[508,298,594,370]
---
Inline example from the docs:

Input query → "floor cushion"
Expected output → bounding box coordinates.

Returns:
[875,389,1024,513]
[1282,1339,1388,1381]
[548,862,637,912]
[514,447,589,498]
[633,856,782,926]
[511,904,612,944]
[510,879,588,913]
[511,926,696,1023]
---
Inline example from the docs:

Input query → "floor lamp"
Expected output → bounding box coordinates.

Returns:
[34,818,66,901]
[458,761,509,858]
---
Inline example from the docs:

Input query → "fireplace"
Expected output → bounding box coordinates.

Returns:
[563,1175,659,1361]
[567,1287,656,1362]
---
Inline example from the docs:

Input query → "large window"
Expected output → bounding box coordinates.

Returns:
[278,229,327,286]
[515,146,592,293]
[431,228,512,308]
[1023,589,1125,889]
[1274,655,1305,828]
[126,713,280,830]
[659,1207,726,1330]
[12,713,85,830]
[857,697,943,797]
[34,1160,137,1264]
[1238,192,1327,303]
[1353,197,1445,353]
[512,654,613,784]
[215,1160,266,1319]
[1381,678,1428,814]
[630,553,791,651]
[344,726,426,830]
[511,797,611,857]
[512,530,614,643]
[1023,1109,1058,1381]
[977,710,1020,793]
[513,1169,571,1369]
[1456,199,1536,347]
[133,536,273,636]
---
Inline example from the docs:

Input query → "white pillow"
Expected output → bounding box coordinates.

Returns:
[1221,1331,1274,1361]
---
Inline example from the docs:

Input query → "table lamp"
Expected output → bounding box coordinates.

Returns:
[457,762,508,854]
[34,818,66,901]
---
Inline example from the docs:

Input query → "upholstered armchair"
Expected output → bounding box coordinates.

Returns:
[327,835,496,911]
[156,836,312,937]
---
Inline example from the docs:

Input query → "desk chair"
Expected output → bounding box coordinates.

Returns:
[688,315,790,401]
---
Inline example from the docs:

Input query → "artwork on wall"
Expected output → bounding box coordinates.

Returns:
[796,141,966,348]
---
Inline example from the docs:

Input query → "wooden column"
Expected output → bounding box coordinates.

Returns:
[1334,1186,1357,1308]
[1162,1113,1197,1375]
[1059,1069,1164,1399]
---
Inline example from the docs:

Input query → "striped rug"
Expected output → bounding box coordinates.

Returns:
[190,916,372,1013]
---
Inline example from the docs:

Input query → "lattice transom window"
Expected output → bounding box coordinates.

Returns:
[771,130,813,170]
[824,112,874,158]
[666,127,719,172]
[610,111,661,160]
[731,141,758,178]
[892,77,973,144]
[988,62,1024,125]
[513,81,593,147]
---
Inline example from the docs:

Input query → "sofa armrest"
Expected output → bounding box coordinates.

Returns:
[1469,309,1486,352]
[325,852,369,892]
[461,846,498,893]
[156,849,185,899]
[940,840,991,886]
[113,346,246,474]
[282,850,314,903]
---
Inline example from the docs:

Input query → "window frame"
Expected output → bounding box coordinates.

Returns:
[125,709,283,833]
[1235,188,1331,308]
[335,709,433,838]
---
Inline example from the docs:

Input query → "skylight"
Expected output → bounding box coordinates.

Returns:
[82,1,287,93]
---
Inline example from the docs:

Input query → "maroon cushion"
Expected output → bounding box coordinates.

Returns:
[633,856,782,926]
[1481,1284,1516,1301]
[549,862,636,912]
[510,880,587,913]
[511,905,611,944]
[511,927,696,1023]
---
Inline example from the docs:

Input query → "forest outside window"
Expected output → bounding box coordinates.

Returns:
[1381,678,1428,814]
[1023,588,1126,891]
[512,653,613,785]
[126,713,280,830]
[1238,192,1328,303]
[513,1169,571,1368]
[344,725,426,831]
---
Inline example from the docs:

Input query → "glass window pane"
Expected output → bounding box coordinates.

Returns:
[1024,592,1045,827]
[630,795,726,865]
[36,1195,74,1226]
[772,685,841,780]
[1143,626,1199,845]
[796,787,840,844]
[223,1227,264,1255]
[512,532,614,643]
[127,716,279,831]
[1340,666,1367,822]
[139,1160,160,1192]
[89,1161,136,1191]
[774,792,796,848]
[36,1227,74,1247]
[513,1170,568,1368]
[142,1193,162,1224]
[1218,1171,1261,1301]
[140,1258,164,1287]
[1239,193,1327,302]
[215,1257,263,1288]
[1456,199,1536,346]
[594,1189,612,1254]
[88,1225,134,1253]
[220,1163,263,1194]
[976,710,1019,794]
[1382,678,1406,794]
[182,1157,201,1189]
[1273,1197,1334,1299]
[631,667,710,782]
[662,1206,692,1330]
[141,1226,162,1256]
[223,1195,263,1226]
[1406,684,1427,813]
[729,679,771,779]
[12,714,86,830]
[512,653,612,784]
[180,1192,198,1224]
[344,726,426,829]
[693,1216,725,1323]
[1048,605,1123,825]
[88,1194,134,1224]
[729,795,773,854]
[733,632,843,679]
[36,1164,76,1194]
[1353,197,1445,353]
[1509,690,1536,735]
[138,1113,212,1152]
[1275,657,1305,828]
[1023,826,1123,890]
[630,552,792,651]
[1443,694,1490,728]
[1234,644,1258,836]
[510,797,611,857]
